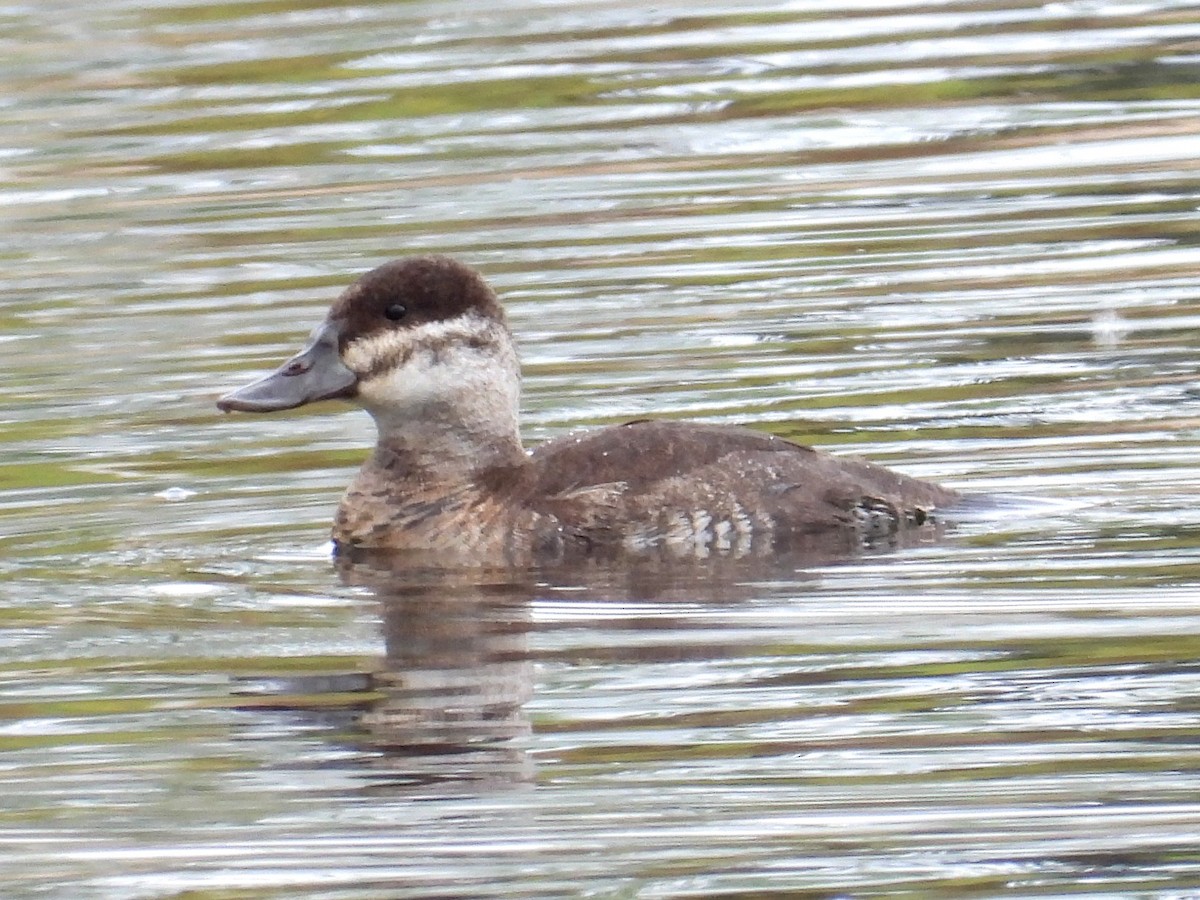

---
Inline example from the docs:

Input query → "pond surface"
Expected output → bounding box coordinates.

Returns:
[3,0,1200,896]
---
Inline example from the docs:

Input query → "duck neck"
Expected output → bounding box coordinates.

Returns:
[368,405,527,489]
[335,416,529,554]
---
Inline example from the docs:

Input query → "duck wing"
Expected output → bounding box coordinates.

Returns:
[524,419,956,552]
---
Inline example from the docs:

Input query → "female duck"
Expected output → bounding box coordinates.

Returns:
[218,256,959,562]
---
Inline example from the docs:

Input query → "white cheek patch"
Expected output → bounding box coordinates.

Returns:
[342,328,412,377]
[342,313,501,377]
[345,313,519,423]
[361,348,475,413]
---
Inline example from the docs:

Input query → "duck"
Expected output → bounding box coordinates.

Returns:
[218,255,960,564]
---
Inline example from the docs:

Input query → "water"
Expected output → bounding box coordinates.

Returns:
[3,0,1200,896]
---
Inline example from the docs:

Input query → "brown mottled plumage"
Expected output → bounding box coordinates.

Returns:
[218,256,959,565]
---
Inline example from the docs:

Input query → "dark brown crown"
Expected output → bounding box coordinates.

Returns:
[329,256,505,347]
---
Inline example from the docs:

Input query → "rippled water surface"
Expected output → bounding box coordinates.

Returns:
[4,0,1200,896]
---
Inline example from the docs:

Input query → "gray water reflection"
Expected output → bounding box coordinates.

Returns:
[336,562,537,794]
[4,0,1200,896]
[269,552,848,799]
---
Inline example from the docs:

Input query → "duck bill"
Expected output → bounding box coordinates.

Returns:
[217,321,357,413]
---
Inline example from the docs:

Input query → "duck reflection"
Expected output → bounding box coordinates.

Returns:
[338,555,537,792]
[236,527,947,796]
[337,534,908,770]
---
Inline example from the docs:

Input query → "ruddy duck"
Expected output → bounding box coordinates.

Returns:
[218,256,959,562]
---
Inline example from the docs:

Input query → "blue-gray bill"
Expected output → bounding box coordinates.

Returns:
[217,321,357,413]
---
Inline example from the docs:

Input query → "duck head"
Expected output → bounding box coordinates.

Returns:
[218,256,522,463]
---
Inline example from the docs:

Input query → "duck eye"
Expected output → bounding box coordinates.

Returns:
[384,303,407,321]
